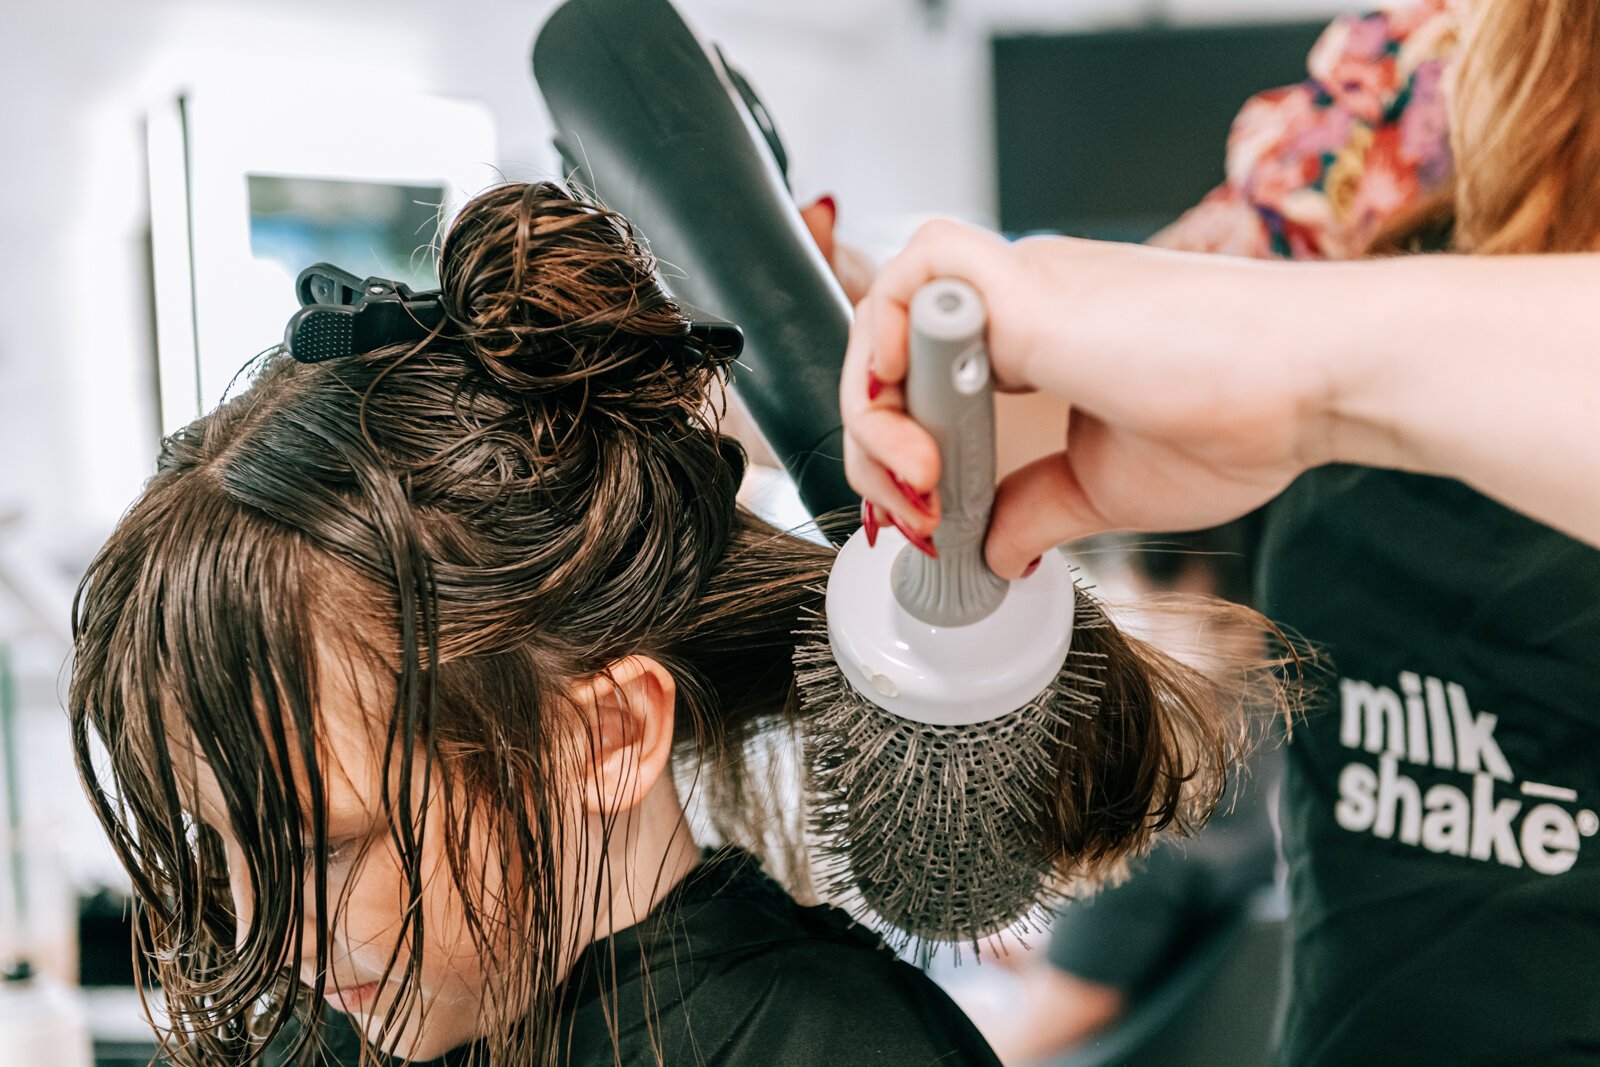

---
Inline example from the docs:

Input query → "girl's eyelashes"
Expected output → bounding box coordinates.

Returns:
[326,836,365,867]
[312,833,363,869]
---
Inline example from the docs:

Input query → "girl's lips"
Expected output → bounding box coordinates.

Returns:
[324,980,384,1014]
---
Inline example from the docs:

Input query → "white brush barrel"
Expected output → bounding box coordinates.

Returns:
[827,526,1073,726]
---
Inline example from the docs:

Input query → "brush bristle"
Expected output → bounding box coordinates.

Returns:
[793,567,1294,957]
[794,594,1107,953]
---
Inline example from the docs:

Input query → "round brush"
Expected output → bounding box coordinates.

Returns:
[795,279,1106,950]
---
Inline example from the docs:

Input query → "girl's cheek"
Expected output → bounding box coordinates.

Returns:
[331,850,418,969]
[225,841,256,952]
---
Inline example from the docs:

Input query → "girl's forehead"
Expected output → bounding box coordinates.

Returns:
[311,635,397,760]
[172,636,395,823]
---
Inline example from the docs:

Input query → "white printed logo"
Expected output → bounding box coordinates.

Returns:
[1333,672,1596,875]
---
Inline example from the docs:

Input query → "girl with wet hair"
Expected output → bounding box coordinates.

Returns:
[69,181,1268,1067]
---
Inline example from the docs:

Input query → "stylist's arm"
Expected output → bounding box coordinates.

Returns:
[841,219,1600,573]
[842,220,1317,577]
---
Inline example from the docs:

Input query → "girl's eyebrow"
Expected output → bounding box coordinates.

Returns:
[313,797,373,830]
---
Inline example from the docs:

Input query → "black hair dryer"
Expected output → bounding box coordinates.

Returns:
[532,0,856,527]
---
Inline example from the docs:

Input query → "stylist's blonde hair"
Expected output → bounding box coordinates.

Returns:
[1448,0,1600,252]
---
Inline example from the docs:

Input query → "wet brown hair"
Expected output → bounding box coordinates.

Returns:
[69,181,1286,1065]
[70,182,832,1066]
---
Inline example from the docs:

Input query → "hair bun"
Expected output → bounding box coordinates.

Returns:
[438,181,731,420]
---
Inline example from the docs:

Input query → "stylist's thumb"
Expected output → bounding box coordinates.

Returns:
[985,452,1109,579]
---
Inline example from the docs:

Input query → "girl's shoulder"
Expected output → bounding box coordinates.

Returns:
[687,932,1001,1067]
[561,848,1001,1066]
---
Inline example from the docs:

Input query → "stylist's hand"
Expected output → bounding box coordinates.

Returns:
[842,219,1322,578]
[800,195,877,305]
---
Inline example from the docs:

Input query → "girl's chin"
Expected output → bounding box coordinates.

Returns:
[346,995,481,1063]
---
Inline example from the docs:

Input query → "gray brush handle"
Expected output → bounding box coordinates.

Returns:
[891,280,1008,627]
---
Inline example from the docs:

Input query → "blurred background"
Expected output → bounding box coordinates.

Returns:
[1,0,1338,1062]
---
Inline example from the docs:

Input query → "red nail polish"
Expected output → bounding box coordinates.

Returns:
[887,511,939,559]
[817,194,836,219]
[867,371,883,402]
[1020,555,1042,579]
[862,500,879,548]
[888,471,934,517]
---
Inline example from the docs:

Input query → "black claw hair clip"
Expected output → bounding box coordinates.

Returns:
[284,263,449,364]
[283,261,745,364]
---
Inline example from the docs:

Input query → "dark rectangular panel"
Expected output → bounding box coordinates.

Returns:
[994,22,1328,241]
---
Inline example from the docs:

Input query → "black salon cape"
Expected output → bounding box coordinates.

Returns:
[546,847,999,1066]
[294,847,999,1066]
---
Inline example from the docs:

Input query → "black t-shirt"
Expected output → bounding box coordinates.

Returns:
[294,847,1000,1066]
[1260,467,1600,1066]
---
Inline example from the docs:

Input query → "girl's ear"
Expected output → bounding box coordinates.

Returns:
[572,655,677,815]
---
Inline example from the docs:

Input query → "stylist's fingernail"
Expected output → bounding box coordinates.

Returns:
[1020,555,1042,579]
[862,500,879,548]
[816,194,837,219]
[867,370,884,402]
[888,471,934,516]
[888,511,939,559]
